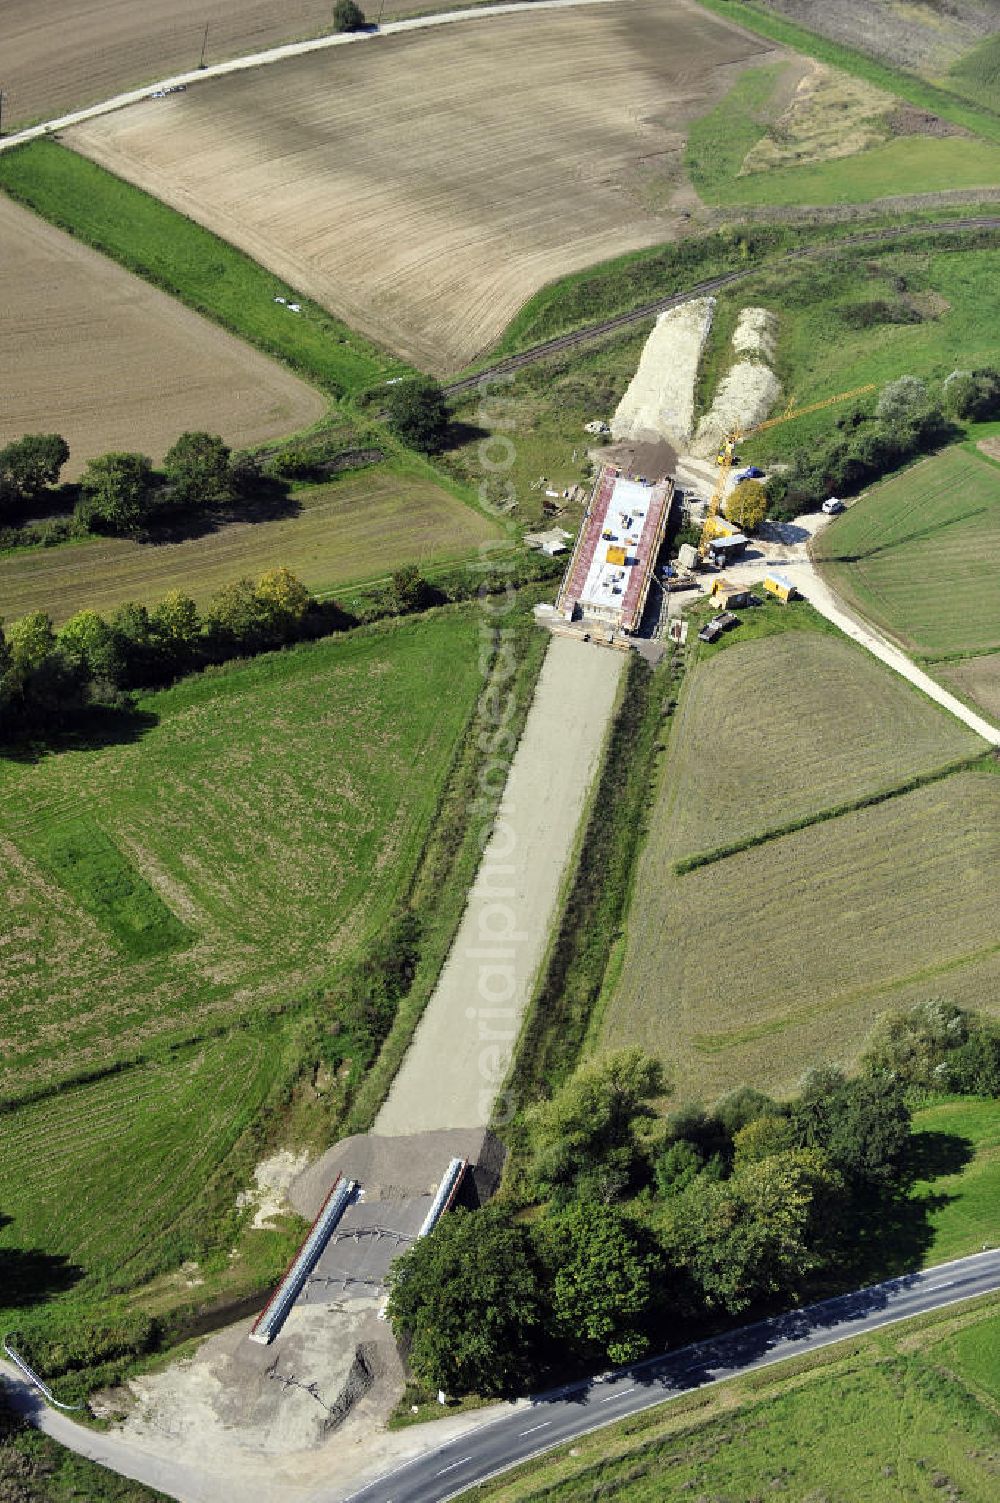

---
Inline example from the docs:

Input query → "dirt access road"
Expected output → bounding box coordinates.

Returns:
[711,512,1000,746]
[377,632,624,1134]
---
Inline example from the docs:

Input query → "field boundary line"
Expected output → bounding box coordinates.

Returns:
[674,752,991,874]
[0,1,620,156]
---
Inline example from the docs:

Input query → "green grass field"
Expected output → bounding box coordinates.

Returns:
[907,1097,1000,1265]
[0,141,408,397]
[726,245,1000,462]
[460,1295,1000,1502]
[687,65,1000,207]
[0,462,502,625]
[597,603,1000,1101]
[0,1030,295,1308]
[813,447,1000,661]
[0,609,483,1101]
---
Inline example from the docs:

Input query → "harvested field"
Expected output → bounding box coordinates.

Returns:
[66,0,782,372]
[813,447,1000,659]
[0,611,482,1100]
[603,769,1000,1102]
[658,630,982,867]
[0,196,325,474]
[0,466,501,626]
[0,0,415,128]
[754,1,1000,81]
[938,652,1000,722]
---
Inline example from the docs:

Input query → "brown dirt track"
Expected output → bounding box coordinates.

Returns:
[0,0,422,128]
[67,0,782,372]
[0,197,326,475]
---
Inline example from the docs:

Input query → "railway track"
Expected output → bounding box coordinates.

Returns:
[444,214,1000,396]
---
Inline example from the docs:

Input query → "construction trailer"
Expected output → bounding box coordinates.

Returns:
[706,532,749,567]
[763,572,797,603]
[709,578,755,610]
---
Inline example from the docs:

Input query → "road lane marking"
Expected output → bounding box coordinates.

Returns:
[925,1280,956,1290]
[435,1456,472,1476]
[519,1421,552,1436]
[598,1386,636,1403]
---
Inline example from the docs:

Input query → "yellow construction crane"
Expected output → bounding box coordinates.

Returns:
[697,383,877,560]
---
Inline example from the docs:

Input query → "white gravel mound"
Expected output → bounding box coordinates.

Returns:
[692,361,783,458]
[731,306,779,363]
[612,296,715,448]
[691,303,782,457]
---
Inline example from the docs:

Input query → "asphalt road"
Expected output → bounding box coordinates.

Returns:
[345,1249,1000,1503]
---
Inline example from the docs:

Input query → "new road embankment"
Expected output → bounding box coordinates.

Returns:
[376,632,624,1135]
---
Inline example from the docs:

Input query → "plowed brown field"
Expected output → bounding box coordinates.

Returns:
[67,0,780,372]
[0,197,326,473]
[0,0,416,127]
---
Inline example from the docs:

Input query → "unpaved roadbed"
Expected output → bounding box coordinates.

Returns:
[376,634,625,1134]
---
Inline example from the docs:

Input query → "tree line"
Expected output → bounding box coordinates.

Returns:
[387,1000,1000,1397]
[766,367,1000,521]
[0,430,248,539]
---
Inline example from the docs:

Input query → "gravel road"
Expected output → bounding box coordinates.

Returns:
[376,633,624,1135]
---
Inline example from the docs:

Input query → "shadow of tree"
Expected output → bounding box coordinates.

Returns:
[0,1216,83,1310]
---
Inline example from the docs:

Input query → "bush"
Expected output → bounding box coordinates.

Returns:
[333,0,366,32]
[942,366,1000,421]
[876,375,929,424]
[839,300,921,329]
[386,377,449,453]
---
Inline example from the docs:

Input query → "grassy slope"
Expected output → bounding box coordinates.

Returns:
[0,140,408,397]
[0,1031,299,1313]
[813,447,1000,659]
[949,34,1000,113]
[459,1294,1000,1502]
[732,244,1000,460]
[693,0,1000,143]
[599,603,1000,1101]
[0,610,482,1099]
[0,462,502,625]
[907,1097,1000,1265]
[1,1389,168,1503]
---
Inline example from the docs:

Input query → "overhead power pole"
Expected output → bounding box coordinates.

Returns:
[199,23,210,69]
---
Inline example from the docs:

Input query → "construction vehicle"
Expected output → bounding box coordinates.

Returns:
[696,383,876,562]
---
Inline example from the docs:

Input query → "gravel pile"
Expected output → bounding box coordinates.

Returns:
[612,296,716,448]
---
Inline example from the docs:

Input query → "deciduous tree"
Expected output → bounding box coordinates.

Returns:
[387,377,449,453]
[726,478,767,531]
[76,452,154,534]
[387,1208,543,1395]
[163,431,233,510]
[539,1202,661,1363]
[0,433,70,514]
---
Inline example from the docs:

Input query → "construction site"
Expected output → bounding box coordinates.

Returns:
[545,291,879,655]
